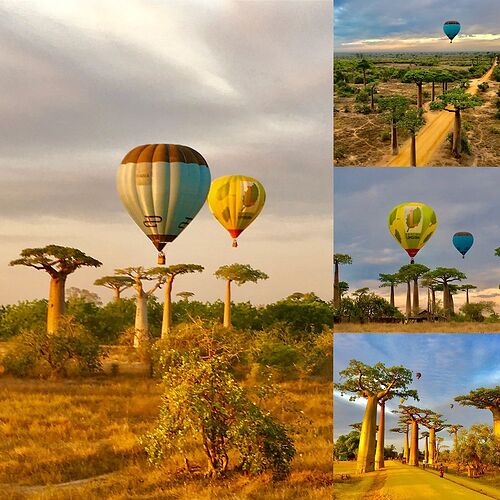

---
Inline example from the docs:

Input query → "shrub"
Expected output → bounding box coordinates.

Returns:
[355,89,369,103]
[1,318,103,378]
[141,351,295,479]
[477,82,489,92]
[380,130,391,142]
[355,104,371,114]
[0,300,47,339]
[334,144,347,160]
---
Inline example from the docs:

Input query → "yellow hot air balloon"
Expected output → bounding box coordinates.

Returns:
[208,175,266,247]
[117,144,211,264]
[388,202,437,263]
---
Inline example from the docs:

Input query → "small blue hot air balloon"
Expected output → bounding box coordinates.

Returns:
[453,232,474,258]
[443,21,461,43]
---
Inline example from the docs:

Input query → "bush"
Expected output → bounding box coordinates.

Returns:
[1,318,103,378]
[380,130,391,142]
[355,104,371,114]
[334,144,347,160]
[477,82,489,92]
[355,89,369,103]
[141,351,295,479]
[0,300,47,339]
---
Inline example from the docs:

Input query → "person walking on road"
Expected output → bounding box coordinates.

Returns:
[440,464,444,478]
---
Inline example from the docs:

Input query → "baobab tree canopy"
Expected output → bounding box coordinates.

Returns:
[208,175,266,248]
[443,20,461,43]
[388,202,438,262]
[453,232,474,258]
[117,144,211,263]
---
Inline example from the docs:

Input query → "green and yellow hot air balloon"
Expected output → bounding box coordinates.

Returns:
[388,202,437,263]
[208,175,266,247]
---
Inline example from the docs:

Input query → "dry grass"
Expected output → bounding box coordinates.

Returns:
[0,373,332,499]
[334,322,500,333]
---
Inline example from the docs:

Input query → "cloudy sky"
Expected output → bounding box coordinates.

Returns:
[0,0,332,306]
[335,168,500,313]
[335,0,500,52]
[334,333,500,450]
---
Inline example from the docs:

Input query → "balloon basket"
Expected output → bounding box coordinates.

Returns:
[232,239,238,248]
[410,258,415,264]
[158,252,166,265]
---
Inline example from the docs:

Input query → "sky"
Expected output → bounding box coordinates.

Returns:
[335,0,500,52]
[334,333,500,450]
[334,168,500,313]
[0,0,332,306]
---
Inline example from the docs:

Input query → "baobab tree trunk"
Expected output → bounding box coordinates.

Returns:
[403,425,409,462]
[424,435,429,462]
[371,86,375,110]
[449,292,455,315]
[409,421,419,466]
[428,428,436,465]
[466,289,470,304]
[410,133,417,167]
[357,396,378,473]
[134,293,149,348]
[334,261,340,308]
[492,408,500,439]
[412,277,420,315]
[363,69,366,87]
[375,401,386,470]
[452,110,462,157]
[223,279,232,328]
[113,288,121,303]
[390,285,395,307]
[431,288,436,315]
[417,83,423,108]
[453,431,458,451]
[47,275,66,333]
[161,277,174,338]
[443,282,450,316]
[431,81,435,101]
[391,118,399,155]
[442,81,446,93]
[406,281,412,319]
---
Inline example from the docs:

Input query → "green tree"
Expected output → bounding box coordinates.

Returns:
[177,291,195,301]
[460,301,495,322]
[336,360,417,473]
[10,245,102,333]
[379,273,401,308]
[390,418,411,462]
[114,267,164,347]
[402,69,432,108]
[447,424,463,452]
[430,88,483,157]
[357,58,371,87]
[0,300,47,339]
[455,387,500,439]
[334,254,352,308]
[399,108,426,166]
[151,264,204,337]
[142,350,295,479]
[456,424,499,477]
[421,413,448,466]
[334,430,360,460]
[214,264,268,328]
[459,284,477,305]
[399,264,430,316]
[379,96,408,155]
[94,276,134,302]
[423,268,466,317]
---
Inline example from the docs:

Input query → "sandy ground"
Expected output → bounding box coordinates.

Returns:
[382,59,498,167]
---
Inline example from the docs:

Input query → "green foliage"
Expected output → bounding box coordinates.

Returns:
[141,350,295,479]
[334,430,360,460]
[354,104,371,114]
[215,264,269,286]
[380,130,391,142]
[493,66,500,82]
[1,318,103,378]
[334,144,347,160]
[355,89,370,103]
[0,300,47,339]
[378,95,408,122]
[455,425,499,472]
[430,88,482,111]
[477,82,489,92]
[333,292,403,324]
[459,302,495,322]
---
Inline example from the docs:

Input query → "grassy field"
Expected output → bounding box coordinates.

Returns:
[334,322,500,333]
[0,371,332,499]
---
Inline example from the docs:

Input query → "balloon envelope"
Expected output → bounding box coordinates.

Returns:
[208,175,266,246]
[453,232,474,258]
[117,144,211,257]
[416,372,421,379]
[443,21,461,42]
[388,203,438,262]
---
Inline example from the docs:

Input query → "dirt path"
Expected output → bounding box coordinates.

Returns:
[378,461,495,499]
[380,59,498,167]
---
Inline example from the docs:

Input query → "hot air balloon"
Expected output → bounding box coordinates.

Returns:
[117,144,211,264]
[208,175,265,247]
[388,203,438,263]
[443,21,461,43]
[453,232,474,258]
[416,372,422,380]
[450,404,454,409]
[400,398,405,404]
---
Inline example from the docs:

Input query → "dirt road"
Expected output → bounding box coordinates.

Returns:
[381,59,498,167]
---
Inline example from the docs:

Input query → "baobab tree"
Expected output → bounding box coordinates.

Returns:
[379,273,401,307]
[152,264,204,337]
[94,276,134,302]
[379,96,408,155]
[214,264,268,328]
[421,275,438,315]
[447,424,464,452]
[114,267,164,348]
[402,69,432,108]
[336,360,417,473]
[455,387,500,439]
[421,431,430,463]
[399,264,430,316]
[399,108,426,167]
[390,420,410,462]
[423,268,466,317]
[396,265,413,319]
[459,284,477,305]
[421,413,448,466]
[357,58,371,87]
[10,245,102,333]
[395,405,433,466]
[495,248,500,257]
[177,291,194,302]
[430,88,482,157]
[333,254,352,308]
